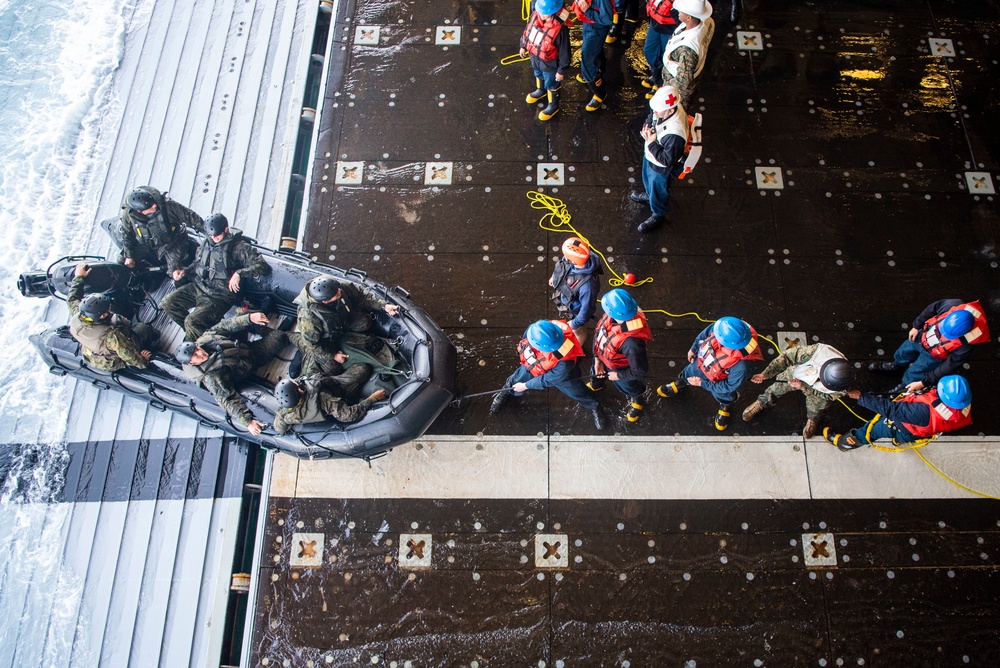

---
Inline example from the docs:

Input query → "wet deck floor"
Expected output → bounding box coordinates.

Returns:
[250,0,1000,665]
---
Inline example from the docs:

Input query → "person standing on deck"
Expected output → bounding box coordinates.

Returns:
[520,0,572,122]
[549,236,602,345]
[490,319,609,430]
[660,0,715,109]
[629,85,689,233]
[571,0,616,112]
[588,289,653,423]
[654,316,762,431]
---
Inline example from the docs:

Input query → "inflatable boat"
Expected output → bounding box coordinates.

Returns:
[18,241,457,461]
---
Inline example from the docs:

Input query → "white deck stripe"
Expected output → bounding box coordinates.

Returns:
[272,435,1000,500]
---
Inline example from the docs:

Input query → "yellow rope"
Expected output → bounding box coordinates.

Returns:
[527,191,783,353]
[838,397,998,498]
[912,448,1000,500]
[528,191,654,288]
[500,54,529,65]
[522,0,531,21]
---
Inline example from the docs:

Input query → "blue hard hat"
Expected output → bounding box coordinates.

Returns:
[527,320,563,353]
[939,309,974,340]
[937,375,971,410]
[601,289,638,322]
[713,316,752,350]
[535,0,563,15]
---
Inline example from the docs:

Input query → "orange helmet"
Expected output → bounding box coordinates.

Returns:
[561,236,590,268]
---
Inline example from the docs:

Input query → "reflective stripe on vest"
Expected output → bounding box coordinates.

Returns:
[647,0,676,25]
[919,300,990,360]
[518,321,585,377]
[593,311,653,369]
[664,18,715,79]
[524,13,562,61]
[696,330,763,382]
[900,390,973,438]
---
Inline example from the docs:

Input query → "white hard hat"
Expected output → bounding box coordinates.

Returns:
[673,0,712,20]
[649,85,681,112]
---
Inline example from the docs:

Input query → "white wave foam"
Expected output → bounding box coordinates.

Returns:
[0,0,136,443]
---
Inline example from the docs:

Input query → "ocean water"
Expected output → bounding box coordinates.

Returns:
[0,0,136,663]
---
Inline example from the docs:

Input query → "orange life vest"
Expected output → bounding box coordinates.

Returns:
[523,12,563,61]
[919,300,990,360]
[696,328,764,382]
[899,389,973,438]
[593,311,654,369]
[647,0,677,25]
[518,320,585,377]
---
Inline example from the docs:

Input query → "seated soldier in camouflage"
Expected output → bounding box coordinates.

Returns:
[292,275,400,376]
[175,312,289,436]
[67,263,158,371]
[118,186,202,271]
[272,365,387,435]
[162,213,271,341]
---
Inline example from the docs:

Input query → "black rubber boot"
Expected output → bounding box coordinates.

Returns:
[539,88,560,121]
[526,77,545,104]
[714,403,732,431]
[656,379,685,398]
[490,389,511,415]
[823,427,863,451]
[626,395,644,423]
[585,79,605,112]
[586,376,606,392]
[606,14,621,43]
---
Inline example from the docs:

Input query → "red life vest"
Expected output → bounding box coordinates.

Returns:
[646,0,677,25]
[899,389,973,438]
[572,0,614,25]
[518,320,585,377]
[919,300,990,360]
[593,310,654,369]
[696,328,764,382]
[523,12,563,62]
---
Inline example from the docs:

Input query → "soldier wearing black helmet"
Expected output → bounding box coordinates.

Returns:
[67,263,158,371]
[174,312,289,436]
[117,186,202,271]
[161,213,272,341]
[292,274,400,376]
[742,342,855,439]
[272,368,387,435]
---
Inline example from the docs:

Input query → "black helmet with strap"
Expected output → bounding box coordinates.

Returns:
[204,213,229,236]
[275,378,303,409]
[78,294,112,322]
[126,188,157,212]
[307,276,341,302]
[820,358,855,392]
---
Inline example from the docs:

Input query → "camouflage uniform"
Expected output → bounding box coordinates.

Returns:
[292,279,388,376]
[183,314,289,427]
[162,229,271,341]
[67,276,157,371]
[119,186,201,272]
[755,343,847,419]
[273,366,377,434]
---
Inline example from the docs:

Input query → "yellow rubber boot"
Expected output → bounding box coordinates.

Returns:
[539,88,560,121]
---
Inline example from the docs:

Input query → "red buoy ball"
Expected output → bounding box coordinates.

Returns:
[624,273,636,285]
